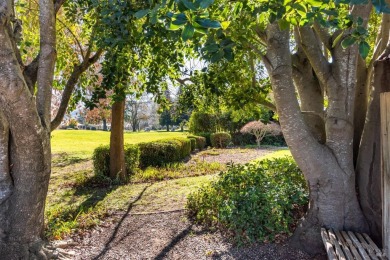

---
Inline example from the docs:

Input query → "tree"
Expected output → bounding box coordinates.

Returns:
[159,109,173,131]
[0,0,108,256]
[125,93,152,132]
[156,0,390,255]
[240,121,281,147]
[85,98,111,130]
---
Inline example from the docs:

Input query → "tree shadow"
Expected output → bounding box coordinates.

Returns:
[52,152,89,167]
[153,224,194,260]
[93,184,152,260]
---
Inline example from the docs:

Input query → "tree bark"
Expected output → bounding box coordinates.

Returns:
[356,48,390,245]
[264,23,368,256]
[110,100,126,180]
[0,1,53,256]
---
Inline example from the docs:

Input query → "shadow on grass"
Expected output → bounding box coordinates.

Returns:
[93,184,152,260]
[52,152,89,167]
[46,175,122,239]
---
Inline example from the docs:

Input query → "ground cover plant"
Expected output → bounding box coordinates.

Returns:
[186,156,308,244]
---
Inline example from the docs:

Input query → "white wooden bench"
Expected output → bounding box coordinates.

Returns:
[321,228,387,260]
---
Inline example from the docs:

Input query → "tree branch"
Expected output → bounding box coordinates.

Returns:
[51,48,103,130]
[57,17,85,58]
[23,0,66,93]
[37,0,56,129]
[313,22,331,51]
[54,0,66,13]
[297,26,333,89]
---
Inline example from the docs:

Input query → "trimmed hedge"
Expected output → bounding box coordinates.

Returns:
[124,144,140,174]
[93,138,196,174]
[92,144,140,176]
[210,132,231,148]
[138,138,192,168]
[187,135,206,150]
[92,145,110,176]
[197,132,211,147]
[188,137,196,151]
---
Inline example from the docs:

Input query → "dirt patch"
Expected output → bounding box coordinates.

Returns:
[189,147,280,165]
[57,211,312,260]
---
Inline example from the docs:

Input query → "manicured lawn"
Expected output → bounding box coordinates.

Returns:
[251,148,291,162]
[51,130,188,158]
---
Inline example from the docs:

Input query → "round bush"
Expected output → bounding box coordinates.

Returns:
[186,156,308,244]
[210,132,231,148]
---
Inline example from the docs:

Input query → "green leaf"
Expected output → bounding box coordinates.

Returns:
[221,21,230,30]
[134,9,150,19]
[199,0,214,8]
[173,18,188,25]
[182,23,195,41]
[278,19,289,31]
[210,49,224,63]
[341,36,356,49]
[168,22,183,30]
[332,32,343,48]
[203,43,219,52]
[196,18,221,28]
[306,0,323,7]
[359,41,370,59]
[181,0,197,10]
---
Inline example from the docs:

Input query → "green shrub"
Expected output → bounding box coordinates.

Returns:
[189,111,217,134]
[261,134,287,147]
[197,132,211,147]
[231,132,256,146]
[124,144,140,174]
[186,156,308,244]
[174,138,192,158]
[92,145,110,176]
[138,141,181,168]
[210,132,231,148]
[93,144,140,177]
[138,138,191,168]
[187,135,206,150]
[188,137,196,151]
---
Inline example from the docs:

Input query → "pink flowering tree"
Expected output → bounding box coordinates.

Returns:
[240,121,281,147]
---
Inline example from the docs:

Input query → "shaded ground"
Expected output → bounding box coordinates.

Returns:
[50,147,315,259]
[56,211,311,260]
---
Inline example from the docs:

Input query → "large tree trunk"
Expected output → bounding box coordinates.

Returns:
[110,100,126,180]
[356,49,390,245]
[264,23,368,256]
[0,2,54,257]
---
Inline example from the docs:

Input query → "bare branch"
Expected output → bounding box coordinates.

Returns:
[51,48,103,130]
[57,18,85,58]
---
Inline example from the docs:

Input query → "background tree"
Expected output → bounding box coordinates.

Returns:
[240,121,281,147]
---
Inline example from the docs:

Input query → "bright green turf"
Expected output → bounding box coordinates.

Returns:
[51,130,188,158]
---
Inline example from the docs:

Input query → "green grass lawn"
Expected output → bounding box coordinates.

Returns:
[51,130,188,158]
